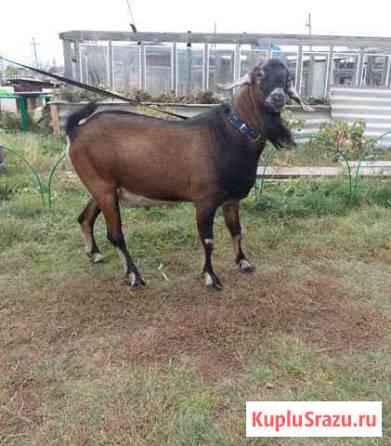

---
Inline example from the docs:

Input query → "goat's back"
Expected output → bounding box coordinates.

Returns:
[68,109,223,202]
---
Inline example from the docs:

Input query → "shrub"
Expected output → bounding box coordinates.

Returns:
[311,120,376,160]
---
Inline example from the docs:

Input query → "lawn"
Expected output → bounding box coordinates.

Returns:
[0,132,390,445]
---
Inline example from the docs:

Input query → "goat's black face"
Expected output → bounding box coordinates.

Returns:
[256,59,291,113]
[253,59,295,148]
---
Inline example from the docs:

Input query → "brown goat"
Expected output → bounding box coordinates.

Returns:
[67,59,312,289]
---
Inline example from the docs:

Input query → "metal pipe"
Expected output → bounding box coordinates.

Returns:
[74,40,81,82]
[62,40,73,79]
[139,42,146,90]
[186,43,192,95]
[385,56,391,87]
[171,42,177,92]
[324,45,334,98]
[356,48,365,87]
[107,41,114,89]
[203,42,209,91]
[296,45,303,94]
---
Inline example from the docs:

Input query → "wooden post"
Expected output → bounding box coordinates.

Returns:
[17,96,29,132]
[50,103,61,137]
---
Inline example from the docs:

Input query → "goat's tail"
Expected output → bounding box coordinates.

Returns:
[65,102,98,142]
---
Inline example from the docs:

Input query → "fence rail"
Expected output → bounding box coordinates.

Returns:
[256,163,391,178]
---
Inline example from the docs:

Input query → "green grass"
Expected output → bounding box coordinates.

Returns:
[1,132,391,445]
[271,138,391,166]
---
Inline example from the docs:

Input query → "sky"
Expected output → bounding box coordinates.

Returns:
[1,0,391,66]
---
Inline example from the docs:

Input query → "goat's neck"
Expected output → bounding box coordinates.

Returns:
[232,86,264,134]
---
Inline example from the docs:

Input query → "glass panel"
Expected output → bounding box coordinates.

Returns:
[301,53,329,100]
[331,53,359,87]
[190,44,204,93]
[145,45,171,96]
[239,48,268,76]
[363,55,388,87]
[176,43,190,96]
[112,43,140,92]
[80,42,108,87]
[208,45,235,98]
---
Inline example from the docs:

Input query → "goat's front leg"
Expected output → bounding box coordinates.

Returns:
[222,200,255,273]
[195,203,222,289]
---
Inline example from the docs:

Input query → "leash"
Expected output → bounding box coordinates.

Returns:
[0,56,188,121]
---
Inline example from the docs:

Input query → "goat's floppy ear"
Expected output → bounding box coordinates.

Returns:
[250,61,265,85]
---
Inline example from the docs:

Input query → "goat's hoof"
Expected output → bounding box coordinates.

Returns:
[205,272,223,290]
[128,273,146,288]
[88,252,104,263]
[238,259,255,273]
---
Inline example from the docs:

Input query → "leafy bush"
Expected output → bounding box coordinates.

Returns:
[282,109,304,133]
[311,120,375,160]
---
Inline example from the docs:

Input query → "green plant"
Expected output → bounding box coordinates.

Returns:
[0,111,19,130]
[282,108,304,133]
[313,120,374,160]
[0,183,19,201]
[255,144,276,200]
[310,120,378,199]
[0,144,65,208]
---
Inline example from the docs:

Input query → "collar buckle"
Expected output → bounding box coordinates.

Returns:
[227,109,262,143]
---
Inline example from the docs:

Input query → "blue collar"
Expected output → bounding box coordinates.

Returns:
[224,107,262,142]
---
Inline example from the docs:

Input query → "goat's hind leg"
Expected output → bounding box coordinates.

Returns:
[78,198,104,263]
[97,190,145,288]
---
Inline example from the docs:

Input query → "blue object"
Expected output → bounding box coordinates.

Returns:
[224,107,261,141]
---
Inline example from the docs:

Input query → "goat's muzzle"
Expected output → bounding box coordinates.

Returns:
[265,88,288,113]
